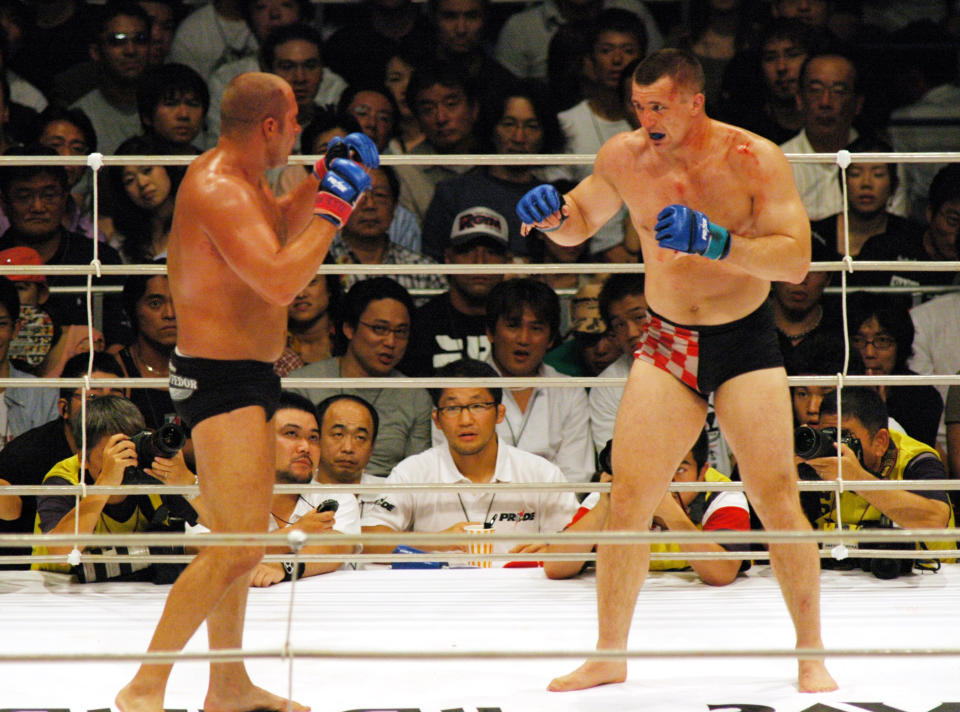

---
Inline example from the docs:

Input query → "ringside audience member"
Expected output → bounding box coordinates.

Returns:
[274,267,342,377]
[856,163,960,297]
[801,387,953,570]
[191,391,360,586]
[544,281,622,378]
[0,352,124,569]
[494,0,662,80]
[847,293,942,448]
[812,137,923,261]
[395,62,482,223]
[780,48,864,221]
[0,276,58,447]
[328,166,447,300]
[0,145,126,343]
[136,62,210,154]
[32,395,199,576]
[557,9,645,258]
[543,430,749,583]
[70,2,152,155]
[291,277,432,477]
[480,278,593,483]
[33,107,103,244]
[398,207,509,376]
[108,135,187,263]
[361,358,578,563]
[421,80,565,260]
[114,273,177,430]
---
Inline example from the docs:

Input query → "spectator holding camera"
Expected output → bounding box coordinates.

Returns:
[31,395,199,576]
[0,352,124,569]
[543,430,750,584]
[799,387,953,567]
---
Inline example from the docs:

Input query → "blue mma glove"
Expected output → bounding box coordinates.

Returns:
[312,132,380,181]
[314,158,371,227]
[655,204,731,260]
[516,184,567,231]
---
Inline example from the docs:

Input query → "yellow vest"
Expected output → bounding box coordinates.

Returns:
[32,456,163,573]
[814,430,955,557]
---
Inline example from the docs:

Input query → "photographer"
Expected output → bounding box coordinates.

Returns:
[32,396,201,578]
[800,387,954,569]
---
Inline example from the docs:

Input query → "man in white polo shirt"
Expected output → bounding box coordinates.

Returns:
[361,358,578,565]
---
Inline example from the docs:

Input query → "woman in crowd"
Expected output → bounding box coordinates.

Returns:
[107,135,185,263]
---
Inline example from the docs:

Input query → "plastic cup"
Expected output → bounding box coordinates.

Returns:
[464,524,494,568]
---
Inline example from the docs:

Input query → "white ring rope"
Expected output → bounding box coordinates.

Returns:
[3,147,959,679]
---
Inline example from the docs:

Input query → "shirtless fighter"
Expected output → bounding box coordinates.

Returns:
[117,72,378,712]
[517,49,837,693]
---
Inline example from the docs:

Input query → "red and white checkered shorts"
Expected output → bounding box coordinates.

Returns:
[634,303,783,397]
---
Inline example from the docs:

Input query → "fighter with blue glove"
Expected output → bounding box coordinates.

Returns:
[311,132,379,227]
[654,204,731,260]
[516,184,569,235]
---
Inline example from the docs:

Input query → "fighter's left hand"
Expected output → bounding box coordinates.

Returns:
[655,204,731,260]
[250,562,285,588]
[803,443,867,481]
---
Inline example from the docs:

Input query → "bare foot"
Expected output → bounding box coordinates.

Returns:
[115,681,164,712]
[204,683,310,712]
[547,660,627,692]
[798,659,838,693]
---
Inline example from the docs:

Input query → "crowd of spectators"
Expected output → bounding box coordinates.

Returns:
[0,0,959,580]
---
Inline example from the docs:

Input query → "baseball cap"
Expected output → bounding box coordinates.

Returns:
[0,246,46,284]
[449,207,510,250]
[570,282,606,335]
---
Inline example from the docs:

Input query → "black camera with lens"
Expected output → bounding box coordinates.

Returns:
[794,425,864,464]
[856,517,915,580]
[120,423,196,527]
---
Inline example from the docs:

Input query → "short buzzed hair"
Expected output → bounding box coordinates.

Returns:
[220,72,289,136]
[633,48,705,94]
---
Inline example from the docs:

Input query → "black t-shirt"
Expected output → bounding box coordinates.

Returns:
[852,217,955,289]
[398,292,492,376]
[0,418,73,569]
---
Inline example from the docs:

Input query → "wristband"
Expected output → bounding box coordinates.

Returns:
[702,224,731,260]
[281,560,306,582]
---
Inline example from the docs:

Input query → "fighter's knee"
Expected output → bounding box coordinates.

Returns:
[218,545,265,580]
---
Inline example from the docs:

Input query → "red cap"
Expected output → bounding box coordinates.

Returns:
[0,246,46,284]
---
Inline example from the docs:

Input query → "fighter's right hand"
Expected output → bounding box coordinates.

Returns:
[516,184,567,234]
[314,158,372,227]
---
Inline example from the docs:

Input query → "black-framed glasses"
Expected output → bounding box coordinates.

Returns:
[852,334,896,351]
[358,320,410,340]
[435,402,497,418]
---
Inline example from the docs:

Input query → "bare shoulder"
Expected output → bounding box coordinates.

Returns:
[179,153,263,223]
[595,129,647,176]
[714,120,792,177]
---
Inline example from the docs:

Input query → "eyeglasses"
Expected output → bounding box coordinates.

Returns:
[852,334,896,351]
[435,402,497,418]
[8,187,64,205]
[105,32,149,47]
[358,320,410,340]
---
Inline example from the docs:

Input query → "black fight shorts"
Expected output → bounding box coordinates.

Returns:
[634,301,783,398]
[169,351,281,429]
